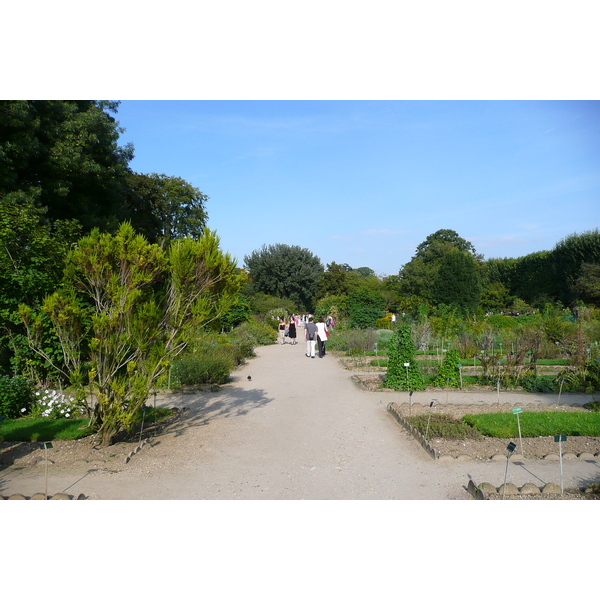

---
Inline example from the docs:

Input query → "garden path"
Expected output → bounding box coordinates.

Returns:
[1,337,599,500]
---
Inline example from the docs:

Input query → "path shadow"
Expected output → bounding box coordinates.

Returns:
[0,442,39,471]
[153,386,274,439]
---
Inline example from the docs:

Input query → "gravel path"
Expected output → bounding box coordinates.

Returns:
[2,340,599,500]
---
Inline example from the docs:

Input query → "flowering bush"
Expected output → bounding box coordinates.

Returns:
[0,376,35,419]
[29,389,80,419]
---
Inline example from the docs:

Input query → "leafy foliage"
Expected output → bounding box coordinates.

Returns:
[432,349,462,387]
[244,243,323,312]
[20,223,245,445]
[0,192,82,377]
[123,172,208,243]
[348,288,384,329]
[0,100,133,232]
[398,229,482,302]
[0,375,35,419]
[382,325,425,390]
[406,413,480,439]
[431,250,482,314]
[171,352,234,386]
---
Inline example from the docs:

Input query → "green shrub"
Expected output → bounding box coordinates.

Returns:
[328,328,377,354]
[375,316,392,329]
[171,351,234,386]
[233,320,277,346]
[0,375,35,419]
[520,375,556,393]
[382,325,425,391]
[432,349,462,387]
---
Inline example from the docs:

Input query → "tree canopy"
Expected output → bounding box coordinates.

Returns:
[397,229,481,303]
[0,100,133,232]
[123,172,208,243]
[244,243,324,312]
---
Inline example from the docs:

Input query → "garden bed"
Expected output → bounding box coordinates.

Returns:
[389,401,600,460]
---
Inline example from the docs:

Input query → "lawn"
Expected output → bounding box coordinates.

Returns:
[0,418,91,442]
[461,411,600,438]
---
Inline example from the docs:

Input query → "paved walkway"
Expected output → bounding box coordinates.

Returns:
[2,339,599,499]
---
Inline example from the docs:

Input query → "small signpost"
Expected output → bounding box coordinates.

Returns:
[502,442,517,499]
[40,441,53,500]
[512,406,524,456]
[554,434,567,494]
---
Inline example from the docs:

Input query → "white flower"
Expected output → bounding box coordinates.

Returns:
[20,407,26,413]
[65,413,70,418]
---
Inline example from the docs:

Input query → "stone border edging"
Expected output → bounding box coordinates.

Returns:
[467,479,579,499]
[387,402,438,459]
[0,492,86,500]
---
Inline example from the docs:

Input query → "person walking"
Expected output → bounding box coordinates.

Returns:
[316,316,329,358]
[288,316,297,345]
[305,316,318,358]
[278,316,287,345]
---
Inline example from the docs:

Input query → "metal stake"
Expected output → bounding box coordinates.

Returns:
[503,442,516,500]
[425,401,436,441]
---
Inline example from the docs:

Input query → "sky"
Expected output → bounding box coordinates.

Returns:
[113,100,600,276]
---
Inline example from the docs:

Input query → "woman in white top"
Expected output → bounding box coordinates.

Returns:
[316,316,329,358]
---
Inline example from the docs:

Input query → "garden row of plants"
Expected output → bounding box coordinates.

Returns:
[405,404,600,440]
[326,325,600,394]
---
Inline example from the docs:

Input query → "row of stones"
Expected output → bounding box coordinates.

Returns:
[125,438,149,463]
[438,451,598,462]
[466,479,598,499]
[387,402,438,459]
[0,493,86,500]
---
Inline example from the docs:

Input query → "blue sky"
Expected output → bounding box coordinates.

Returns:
[114,100,600,276]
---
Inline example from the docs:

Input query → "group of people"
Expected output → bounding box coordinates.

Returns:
[277,314,334,359]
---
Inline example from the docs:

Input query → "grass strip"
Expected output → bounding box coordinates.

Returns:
[0,418,91,442]
[462,411,600,438]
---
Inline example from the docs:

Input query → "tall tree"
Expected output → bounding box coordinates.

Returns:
[317,262,352,298]
[244,244,323,311]
[431,249,482,314]
[398,229,481,302]
[551,229,600,306]
[0,100,133,232]
[123,172,208,243]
